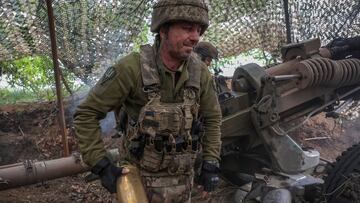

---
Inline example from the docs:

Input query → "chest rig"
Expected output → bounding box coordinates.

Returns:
[131,44,202,174]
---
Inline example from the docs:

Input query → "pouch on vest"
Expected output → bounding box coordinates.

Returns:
[139,103,183,137]
[134,44,202,173]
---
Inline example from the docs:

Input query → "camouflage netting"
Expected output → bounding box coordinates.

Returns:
[0,0,359,81]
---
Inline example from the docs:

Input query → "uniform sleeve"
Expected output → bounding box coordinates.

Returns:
[73,53,140,166]
[199,69,222,161]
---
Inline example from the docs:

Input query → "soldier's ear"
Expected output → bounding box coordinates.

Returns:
[159,28,166,40]
[159,28,165,39]
[159,24,170,40]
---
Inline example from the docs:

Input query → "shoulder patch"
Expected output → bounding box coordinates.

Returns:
[99,66,116,86]
[93,66,117,95]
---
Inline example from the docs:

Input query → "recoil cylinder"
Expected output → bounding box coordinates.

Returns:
[298,58,360,89]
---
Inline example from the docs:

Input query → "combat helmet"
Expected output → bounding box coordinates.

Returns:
[151,0,209,35]
[194,41,219,60]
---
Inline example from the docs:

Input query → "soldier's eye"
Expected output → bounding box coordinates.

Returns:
[182,26,192,31]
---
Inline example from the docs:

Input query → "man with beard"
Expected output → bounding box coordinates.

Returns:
[74,0,222,202]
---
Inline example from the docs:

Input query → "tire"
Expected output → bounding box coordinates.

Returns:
[323,143,360,203]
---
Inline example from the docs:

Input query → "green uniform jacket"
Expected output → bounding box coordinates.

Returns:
[74,50,222,167]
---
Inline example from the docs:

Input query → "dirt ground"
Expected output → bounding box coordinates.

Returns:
[0,101,360,202]
[286,112,360,162]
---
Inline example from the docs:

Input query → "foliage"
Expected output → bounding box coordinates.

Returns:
[131,24,151,52]
[0,55,83,102]
[240,48,278,66]
[207,48,280,77]
[210,56,237,75]
[0,88,39,104]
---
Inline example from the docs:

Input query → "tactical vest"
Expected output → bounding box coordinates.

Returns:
[127,44,202,175]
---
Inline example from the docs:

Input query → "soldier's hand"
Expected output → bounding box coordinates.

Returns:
[326,36,360,50]
[91,157,129,193]
[198,160,220,196]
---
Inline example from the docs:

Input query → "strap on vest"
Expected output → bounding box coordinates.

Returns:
[140,44,161,90]
[139,44,202,96]
[186,53,202,91]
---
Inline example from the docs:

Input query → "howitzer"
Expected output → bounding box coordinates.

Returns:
[219,37,360,202]
[1,37,360,203]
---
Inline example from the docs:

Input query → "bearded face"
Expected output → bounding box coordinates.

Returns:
[160,21,202,61]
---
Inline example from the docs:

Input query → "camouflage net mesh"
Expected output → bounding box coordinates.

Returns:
[0,0,359,79]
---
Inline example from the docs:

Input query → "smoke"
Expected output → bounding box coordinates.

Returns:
[99,111,116,135]
[64,91,117,137]
[342,117,360,146]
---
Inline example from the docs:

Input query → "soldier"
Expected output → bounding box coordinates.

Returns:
[194,41,219,67]
[73,0,222,202]
[194,41,231,95]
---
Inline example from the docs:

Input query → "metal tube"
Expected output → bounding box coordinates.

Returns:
[0,149,120,191]
[0,153,88,190]
[273,74,301,81]
[46,0,69,156]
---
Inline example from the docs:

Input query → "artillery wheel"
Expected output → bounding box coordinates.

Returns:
[323,143,360,203]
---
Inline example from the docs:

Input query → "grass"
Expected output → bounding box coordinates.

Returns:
[0,85,89,105]
[0,88,40,104]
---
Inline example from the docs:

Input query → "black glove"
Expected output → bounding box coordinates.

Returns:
[91,157,124,193]
[327,36,360,50]
[326,37,348,48]
[326,37,360,60]
[199,160,220,192]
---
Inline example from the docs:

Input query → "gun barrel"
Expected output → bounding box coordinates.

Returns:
[0,149,119,191]
[0,153,87,190]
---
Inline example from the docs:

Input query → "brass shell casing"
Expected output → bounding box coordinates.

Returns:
[116,165,148,203]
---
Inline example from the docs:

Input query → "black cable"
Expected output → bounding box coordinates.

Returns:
[333,1,360,38]
[283,0,291,44]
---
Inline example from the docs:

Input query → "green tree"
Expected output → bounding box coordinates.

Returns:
[1,55,80,101]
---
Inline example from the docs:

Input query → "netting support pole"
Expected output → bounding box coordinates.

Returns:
[283,0,291,44]
[46,0,69,157]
